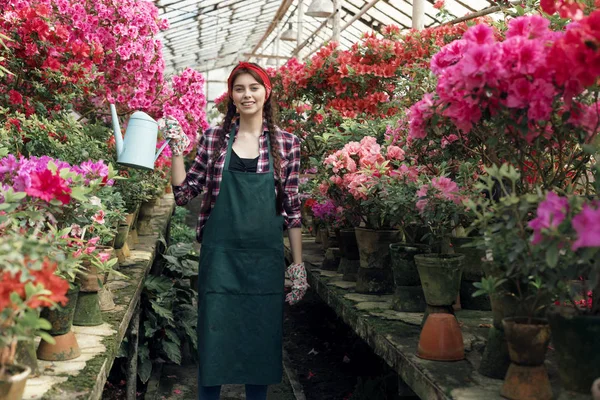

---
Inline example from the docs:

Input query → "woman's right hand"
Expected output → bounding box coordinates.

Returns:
[159,116,190,156]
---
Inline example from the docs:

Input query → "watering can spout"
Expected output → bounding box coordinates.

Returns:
[108,104,162,171]
[109,104,124,159]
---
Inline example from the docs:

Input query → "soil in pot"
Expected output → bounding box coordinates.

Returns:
[0,364,31,400]
[501,317,552,400]
[547,306,600,394]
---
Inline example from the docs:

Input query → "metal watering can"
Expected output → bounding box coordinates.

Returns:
[109,104,170,170]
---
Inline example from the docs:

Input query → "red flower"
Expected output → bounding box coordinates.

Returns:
[8,90,23,105]
[434,0,445,9]
[25,169,72,204]
[28,259,69,308]
[0,271,25,311]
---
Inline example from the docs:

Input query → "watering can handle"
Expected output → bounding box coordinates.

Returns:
[155,138,171,162]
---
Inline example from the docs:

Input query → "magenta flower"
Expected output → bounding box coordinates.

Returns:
[571,203,600,250]
[529,192,569,244]
[25,169,72,205]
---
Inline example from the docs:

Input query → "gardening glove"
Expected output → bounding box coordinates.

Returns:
[286,262,309,305]
[158,116,190,156]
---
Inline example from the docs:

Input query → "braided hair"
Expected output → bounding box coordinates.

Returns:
[203,65,285,215]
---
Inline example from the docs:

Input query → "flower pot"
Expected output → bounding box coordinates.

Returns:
[501,317,552,400]
[547,306,600,394]
[14,340,38,376]
[389,243,430,312]
[355,228,402,294]
[113,224,130,250]
[36,330,81,361]
[0,364,31,400]
[72,292,103,326]
[452,237,490,311]
[99,286,116,311]
[75,262,101,293]
[40,285,79,336]
[415,254,464,307]
[417,313,464,361]
[337,228,360,282]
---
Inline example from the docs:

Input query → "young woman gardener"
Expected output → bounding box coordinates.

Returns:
[166,62,308,400]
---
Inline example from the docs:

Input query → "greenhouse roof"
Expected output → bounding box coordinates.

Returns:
[154,0,498,75]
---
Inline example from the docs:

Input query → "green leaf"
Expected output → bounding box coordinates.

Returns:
[545,245,559,268]
[150,300,174,322]
[165,329,181,346]
[162,340,182,364]
[145,275,173,293]
[138,357,153,383]
[38,331,56,345]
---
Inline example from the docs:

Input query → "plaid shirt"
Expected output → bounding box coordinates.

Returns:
[172,124,302,242]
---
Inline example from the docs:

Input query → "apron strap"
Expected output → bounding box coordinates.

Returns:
[224,123,274,174]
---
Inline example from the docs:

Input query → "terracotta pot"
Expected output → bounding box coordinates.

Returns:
[417,313,464,361]
[40,285,79,336]
[415,254,464,306]
[501,317,552,400]
[75,262,100,293]
[0,364,31,400]
[547,306,600,393]
[36,330,81,361]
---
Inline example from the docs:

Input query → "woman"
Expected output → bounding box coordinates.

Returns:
[165,62,308,400]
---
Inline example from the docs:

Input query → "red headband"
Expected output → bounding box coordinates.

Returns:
[227,62,272,100]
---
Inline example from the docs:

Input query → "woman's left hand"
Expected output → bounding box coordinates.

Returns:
[286,262,308,305]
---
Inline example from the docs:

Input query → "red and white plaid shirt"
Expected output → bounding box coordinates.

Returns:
[172,124,302,242]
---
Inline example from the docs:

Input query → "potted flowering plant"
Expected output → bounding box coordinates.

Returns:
[323,136,414,293]
[465,164,555,396]
[0,230,70,397]
[527,160,600,394]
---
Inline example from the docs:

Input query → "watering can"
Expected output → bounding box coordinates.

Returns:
[110,104,170,170]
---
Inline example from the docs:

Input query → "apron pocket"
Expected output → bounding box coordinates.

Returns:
[198,246,285,295]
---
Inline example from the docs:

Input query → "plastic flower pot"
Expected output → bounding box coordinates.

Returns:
[500,317,552,400]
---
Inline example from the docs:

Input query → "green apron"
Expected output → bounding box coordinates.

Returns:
[197,126,285,387]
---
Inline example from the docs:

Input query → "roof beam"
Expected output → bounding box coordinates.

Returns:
[247,0,294,58]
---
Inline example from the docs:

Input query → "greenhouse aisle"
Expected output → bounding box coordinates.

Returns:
[151,197,298,400]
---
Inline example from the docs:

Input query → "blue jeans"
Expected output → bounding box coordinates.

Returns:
[198,384,268,400]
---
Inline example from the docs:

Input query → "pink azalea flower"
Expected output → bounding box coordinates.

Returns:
[386,145,405,161]
[431,177,459,201]
[529,192,569,245]
[571,203,600,250]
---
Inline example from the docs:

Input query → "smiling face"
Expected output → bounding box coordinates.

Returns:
[231,72,267,117]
